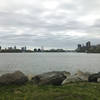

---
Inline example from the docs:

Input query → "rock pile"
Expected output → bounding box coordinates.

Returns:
[0,70,100,86]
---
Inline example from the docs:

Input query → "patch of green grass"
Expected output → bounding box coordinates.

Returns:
[0,82,100,100]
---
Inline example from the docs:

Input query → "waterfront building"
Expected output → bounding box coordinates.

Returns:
[21,46,27,52]
[0,46,1,51]
[78,44,81,50]
[86,41,91,48]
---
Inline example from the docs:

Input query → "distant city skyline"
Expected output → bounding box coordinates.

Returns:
[0,45,70,50]
[0,41,99,50]
[0,0,100,49]
[0,41,99,53]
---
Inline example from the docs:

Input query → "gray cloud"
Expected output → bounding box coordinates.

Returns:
[0,0,100,49]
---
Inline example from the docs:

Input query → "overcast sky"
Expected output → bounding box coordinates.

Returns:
[0,0,100,49]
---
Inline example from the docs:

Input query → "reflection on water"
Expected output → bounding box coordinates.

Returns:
[0,53,100,75]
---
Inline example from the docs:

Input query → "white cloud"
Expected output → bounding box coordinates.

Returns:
[43,1,59,10]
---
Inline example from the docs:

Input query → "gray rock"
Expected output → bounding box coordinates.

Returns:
[0,71,28,85]
[62,75,83,84]
[97,78,100,82]
[31,71,70,85]
[62,70,91,85]
[88,72,100,82]
[75,70,91,81]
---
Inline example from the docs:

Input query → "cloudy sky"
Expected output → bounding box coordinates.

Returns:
[0,0,100,49]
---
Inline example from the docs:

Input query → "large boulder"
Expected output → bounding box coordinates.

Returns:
[74,70,91,81]
[62,75,82,84]
[0,71,28,85]
[31,71,70,85]
[88,72,100,82]
[62,71,91,85]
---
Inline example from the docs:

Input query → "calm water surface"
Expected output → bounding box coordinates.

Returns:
[0,53,100,75]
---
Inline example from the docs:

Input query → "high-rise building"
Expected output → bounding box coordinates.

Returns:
[21,46,27,52]
[78,44,81,49]
[0,46,1,50]
[24,46,27,51]
[86,41,91,48]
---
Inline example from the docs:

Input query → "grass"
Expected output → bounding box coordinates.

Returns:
[0,82,100,100]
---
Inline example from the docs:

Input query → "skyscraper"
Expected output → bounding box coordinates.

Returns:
[0,46,1,51]
[86,41,91,48]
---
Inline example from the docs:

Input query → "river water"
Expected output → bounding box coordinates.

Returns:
[0,53,100,75]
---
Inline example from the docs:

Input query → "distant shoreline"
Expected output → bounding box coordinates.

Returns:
[0,52,100,53]
[0,51,75,53]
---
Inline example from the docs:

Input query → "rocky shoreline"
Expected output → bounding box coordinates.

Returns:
[0,70,100,85]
